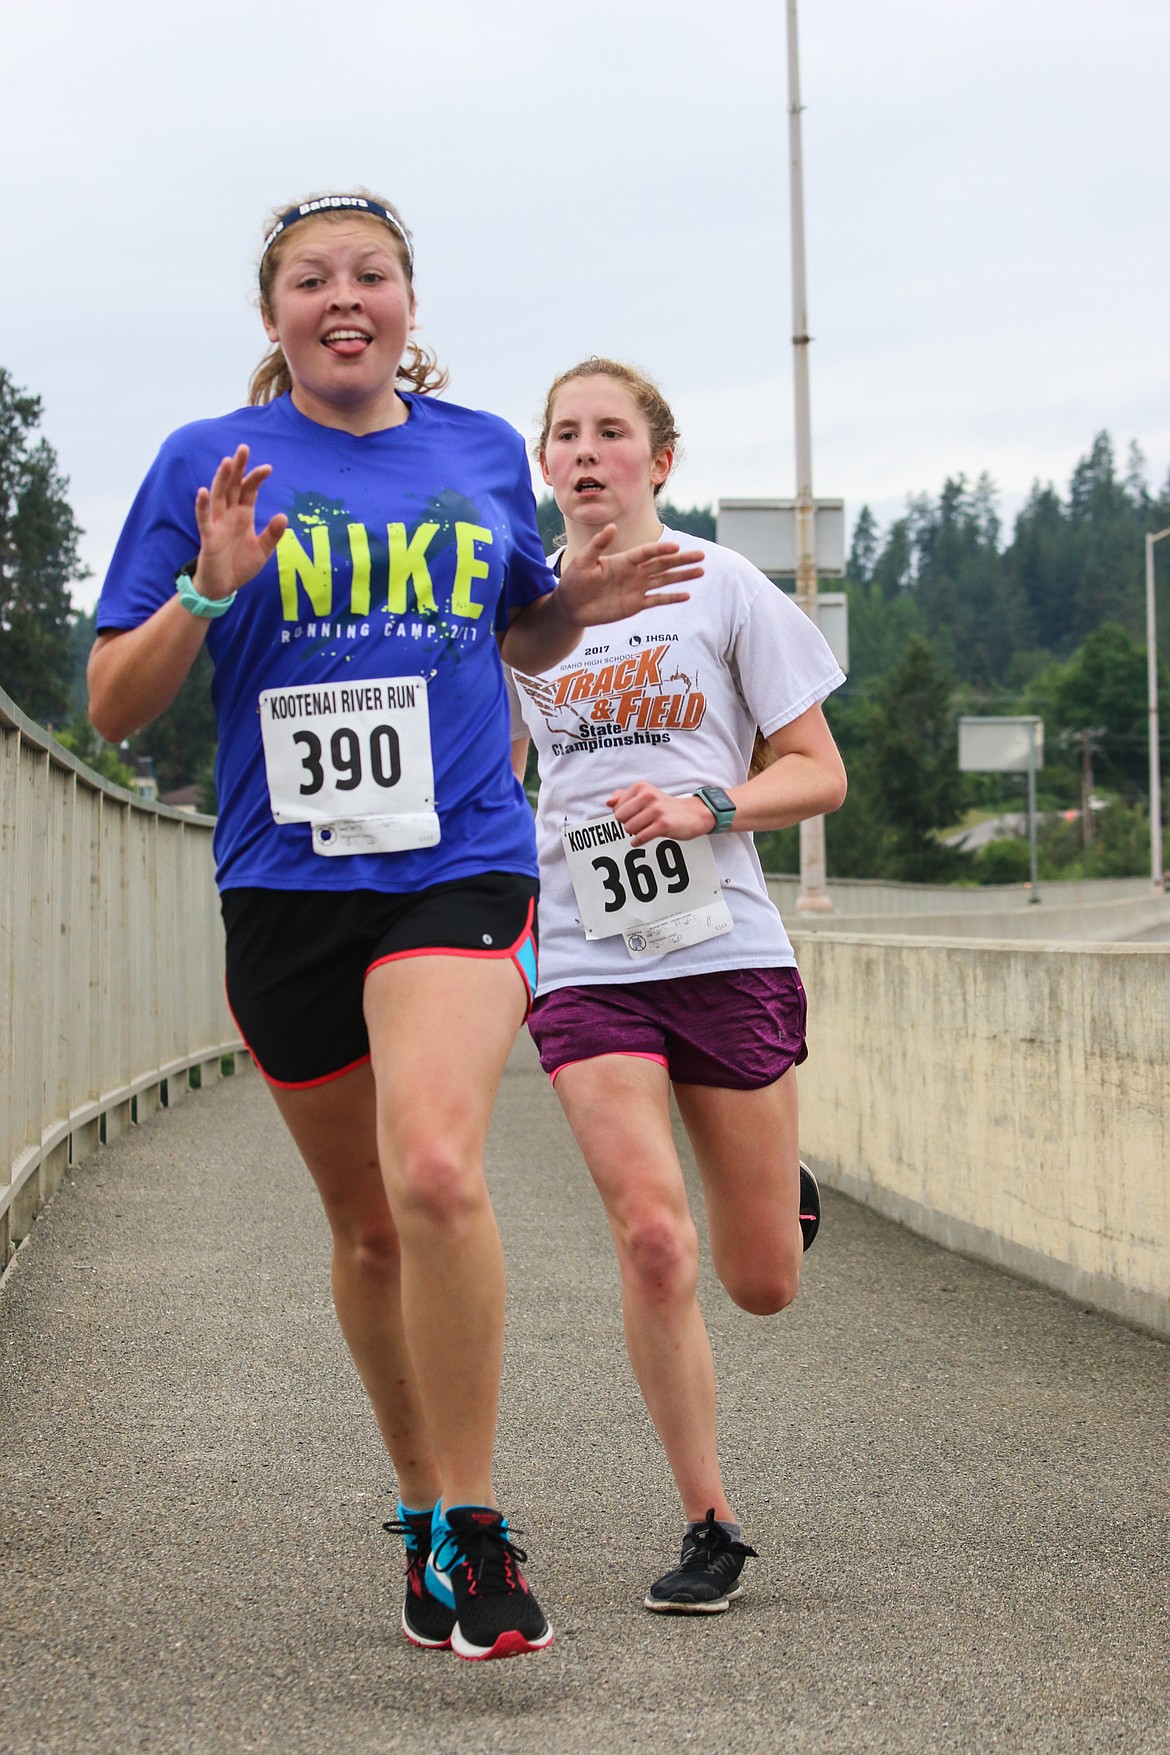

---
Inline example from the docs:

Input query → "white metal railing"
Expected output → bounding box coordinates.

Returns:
[1,683,244,1273]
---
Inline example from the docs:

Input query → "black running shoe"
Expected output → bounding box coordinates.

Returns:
[383,1503,456,1650]
[645,1509,759,1614]
[426,1504,554,1660]
[799,1160,821,1251]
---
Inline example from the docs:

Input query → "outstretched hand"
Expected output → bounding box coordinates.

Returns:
[555,525,702,627]
[192,445,288,601]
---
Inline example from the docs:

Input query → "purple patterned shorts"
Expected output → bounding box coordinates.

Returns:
[528,966,808,1090]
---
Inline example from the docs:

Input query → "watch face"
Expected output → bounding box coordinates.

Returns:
[697,786,736,828]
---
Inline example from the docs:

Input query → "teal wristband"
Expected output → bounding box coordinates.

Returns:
[175,569,237,619]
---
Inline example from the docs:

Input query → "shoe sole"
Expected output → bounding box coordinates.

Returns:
[401,1604,453,1650]
[644,1584,743,1615]
[451,1622,555,1660]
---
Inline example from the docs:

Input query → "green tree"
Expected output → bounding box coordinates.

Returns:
[53,719,136,789]
[847,504,879,586]
[1002,433,1170,659]
[870,514,912,601]
[867,636,964,880]
[659,500,716,541]
[534,494,716,552]
[69,606,96,716]
[839,577,925,692]
[1002,480,1079,656]
[0,368,88,723]
[853,433,1170,694]
[128,649,219,797]
[908,474,1020,686]
[1027,623,1167,802]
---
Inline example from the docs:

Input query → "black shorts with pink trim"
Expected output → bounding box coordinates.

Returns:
[221,875,539,1089]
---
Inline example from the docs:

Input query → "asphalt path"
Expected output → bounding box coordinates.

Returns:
[2,1040,1168,1754]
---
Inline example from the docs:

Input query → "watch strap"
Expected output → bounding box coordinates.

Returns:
[694,785,737,832]
[175,566,237,620]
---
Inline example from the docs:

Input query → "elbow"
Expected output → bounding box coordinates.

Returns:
[88,695,130,745]
[87,653,136,745]
[86,670,123,744]
[823,762,848,816]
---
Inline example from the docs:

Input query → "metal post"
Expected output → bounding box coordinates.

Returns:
[1145,529,1170,893]
[1026,722,1040,901]
[787,0,830,912]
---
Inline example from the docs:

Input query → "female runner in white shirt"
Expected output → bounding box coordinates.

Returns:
[509,358,847,1614]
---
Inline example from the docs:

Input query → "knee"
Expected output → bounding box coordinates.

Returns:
[617,1206,699,1301]
[725,1258,800,1317]
[387,1142,486,1235]
[334,1220,401,1287]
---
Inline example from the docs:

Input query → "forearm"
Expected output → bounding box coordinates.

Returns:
[609,705,847,847]
[497,591,584,675]
[725,748,848,832]
[88,597,211,742]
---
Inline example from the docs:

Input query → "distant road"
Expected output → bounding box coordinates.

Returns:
[943,811,1027,851]
[1125,914,1170,942]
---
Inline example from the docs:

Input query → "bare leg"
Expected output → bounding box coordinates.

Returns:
[673,1068,803,1315]
[554,1055,733,1523]
[362,955,527,1511]
[269,1064,441,1509]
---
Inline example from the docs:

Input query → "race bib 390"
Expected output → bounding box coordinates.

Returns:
[259,677,440,855]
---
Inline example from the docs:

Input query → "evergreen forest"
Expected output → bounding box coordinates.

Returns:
[2,359,1167,881]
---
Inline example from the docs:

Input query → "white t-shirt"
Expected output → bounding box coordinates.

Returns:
[507,530,846,995]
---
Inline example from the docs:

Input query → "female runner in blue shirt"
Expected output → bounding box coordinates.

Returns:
[88,193,702,1661]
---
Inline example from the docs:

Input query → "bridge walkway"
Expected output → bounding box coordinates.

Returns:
[2,1041,1168,1754]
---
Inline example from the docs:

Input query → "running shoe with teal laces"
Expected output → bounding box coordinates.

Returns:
[426,1504,554,1660]
[799,1160,821,1251]
[645,1509,759,1614]
[382,1502,457,1650]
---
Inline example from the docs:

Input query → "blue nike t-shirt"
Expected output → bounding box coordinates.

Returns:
[97,393,555,892]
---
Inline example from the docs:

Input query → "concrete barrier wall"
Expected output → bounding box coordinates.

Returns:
[0,686,244,1274]
[792,931,1170,1337]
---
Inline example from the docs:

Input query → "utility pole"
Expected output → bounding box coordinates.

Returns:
[1073,727,1105,849]
[786,0,830,911]
[1146,527,1170,892]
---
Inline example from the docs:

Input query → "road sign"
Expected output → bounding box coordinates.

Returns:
[959,716,1044,774]
[716,498,846,577]
[958,716,1044,900]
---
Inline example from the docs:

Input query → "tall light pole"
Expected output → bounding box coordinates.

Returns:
[786,0,831,911]
[1145,526,1170,892]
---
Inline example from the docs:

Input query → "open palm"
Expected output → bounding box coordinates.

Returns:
[193,444,288,601]
[557,525,703,627]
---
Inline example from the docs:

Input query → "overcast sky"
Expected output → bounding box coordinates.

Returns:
[5,0,1168,610]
